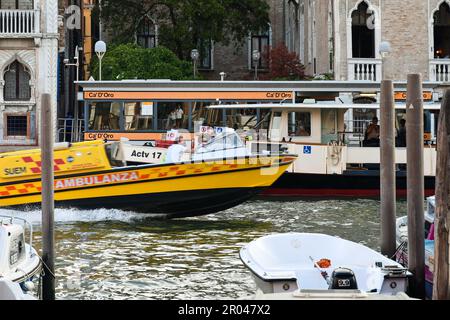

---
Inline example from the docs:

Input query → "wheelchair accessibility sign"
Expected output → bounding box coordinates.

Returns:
[303,146,312,154]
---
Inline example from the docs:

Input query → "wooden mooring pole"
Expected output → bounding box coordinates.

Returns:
[433,89,450,300]
[380,80,396,258]
[406,74,425,299]
[41,94,56,300]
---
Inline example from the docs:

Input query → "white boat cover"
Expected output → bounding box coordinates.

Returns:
[240,233,406,292]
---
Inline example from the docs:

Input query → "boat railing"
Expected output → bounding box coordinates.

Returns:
[57,118,85,143]
[381,265,410,276]
[0,215,33,256]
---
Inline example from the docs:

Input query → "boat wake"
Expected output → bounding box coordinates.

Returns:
[0,207,158,225]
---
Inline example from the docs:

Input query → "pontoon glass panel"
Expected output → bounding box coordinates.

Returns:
[157,102,189,131]
[124,102,153,131]
[88,102,122,131]
[192,101,224,129]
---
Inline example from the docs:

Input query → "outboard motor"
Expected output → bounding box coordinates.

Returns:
[329,268,358,290]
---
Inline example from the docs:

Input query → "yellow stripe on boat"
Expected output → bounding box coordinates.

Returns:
[0,141,296,217]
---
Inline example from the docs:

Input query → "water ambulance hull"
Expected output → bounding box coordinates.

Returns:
[0,142,295,218]
[263,172,435,199]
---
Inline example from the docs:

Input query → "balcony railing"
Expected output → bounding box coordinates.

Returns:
[0,9,40,36]
[348,58,382,82]
[430,59,450,82]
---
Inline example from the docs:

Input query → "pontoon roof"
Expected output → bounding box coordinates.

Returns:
[207,103,442,110]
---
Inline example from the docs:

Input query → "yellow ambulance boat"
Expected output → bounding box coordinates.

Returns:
[0,139,296,218]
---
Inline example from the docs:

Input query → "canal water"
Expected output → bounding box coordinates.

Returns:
[1,200,408,300]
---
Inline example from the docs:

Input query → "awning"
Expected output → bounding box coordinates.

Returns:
[207,103,442,110]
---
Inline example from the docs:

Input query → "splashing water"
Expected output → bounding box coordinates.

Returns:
[1,199,408,300]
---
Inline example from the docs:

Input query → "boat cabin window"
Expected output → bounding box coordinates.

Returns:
[288,112,311,137]
[269,112,283,141]
[321,109,338,144]
[88,102,121,131]
[125,102,153,130]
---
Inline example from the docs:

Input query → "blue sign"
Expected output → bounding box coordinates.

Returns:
[303,146,312,154]
[214,127,225,134]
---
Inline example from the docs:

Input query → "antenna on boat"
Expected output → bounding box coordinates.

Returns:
[309,256,331,286]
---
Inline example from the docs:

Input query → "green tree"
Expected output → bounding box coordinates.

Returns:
[90,44,195,80]
[98,0,270,60]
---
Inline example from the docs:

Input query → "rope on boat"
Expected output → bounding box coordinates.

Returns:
[391,241,408,267]
[37,255,56,279]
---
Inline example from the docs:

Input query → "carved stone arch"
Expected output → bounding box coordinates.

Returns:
[347,0,380,21]
[431,0,450,16]
[0,51,36,83]
[346,0,381,60]
[429,0,450,59]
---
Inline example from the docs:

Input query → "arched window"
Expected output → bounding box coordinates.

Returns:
[434,2,450,58]
[351,2,375,58]
[136,16,157,49]
[4,60,31,101]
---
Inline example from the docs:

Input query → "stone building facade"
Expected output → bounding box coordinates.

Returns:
[0,0,59,151]
[95,0,310,80]
[329,0,450,81]
[205,0,313,80]
[79,0,450,82]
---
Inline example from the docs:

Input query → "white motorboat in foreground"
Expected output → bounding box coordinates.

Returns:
[0,279,36,300]
[0,216,42,300]
[240,233,411,298]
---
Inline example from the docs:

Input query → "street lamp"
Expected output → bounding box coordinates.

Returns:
[95,40,107,81]
[63,46,81,82]
[252,50,261,80]
[191,49,199,79]
[379,41,391,80]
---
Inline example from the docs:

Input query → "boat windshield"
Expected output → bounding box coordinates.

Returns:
[104,142,125,167]
[198,132,245,153]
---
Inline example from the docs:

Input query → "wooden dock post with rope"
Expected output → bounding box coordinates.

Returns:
[41,93,56,300]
